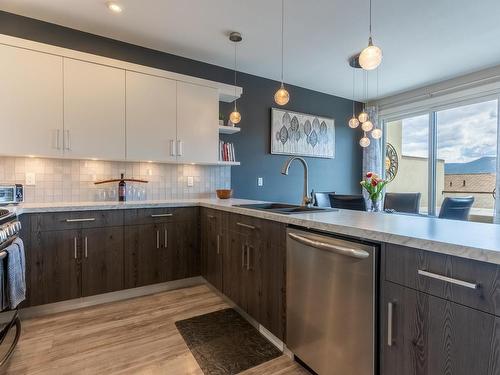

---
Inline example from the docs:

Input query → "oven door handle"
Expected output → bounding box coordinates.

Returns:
[288,232,370,259]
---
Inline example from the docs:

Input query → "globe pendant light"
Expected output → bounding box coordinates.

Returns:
[358,110,369,123]
[371,128,382,139]
[229,32,242,124]
[360,132,371,148]
[359,0,382,71]
[361,119,374,132]
[274,0,290,105]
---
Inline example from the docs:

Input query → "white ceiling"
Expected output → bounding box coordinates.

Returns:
[1,0,500,101]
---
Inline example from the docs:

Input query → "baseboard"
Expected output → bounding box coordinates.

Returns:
[13,276,204,321]
[201,278,287,353]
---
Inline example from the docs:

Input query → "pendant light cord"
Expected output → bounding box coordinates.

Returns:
[369,0,372,37]
[281,0,284,84]
[352,68,356,115]
[234,40,237,110]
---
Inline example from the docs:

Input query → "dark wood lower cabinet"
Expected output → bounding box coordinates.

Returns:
[29,229,81,306]
[124,208,200,288]
[200,208,224,291]
[124,223,167,288]
[82,226,124,296]
[381,281,500,375]
[223,217,286,340]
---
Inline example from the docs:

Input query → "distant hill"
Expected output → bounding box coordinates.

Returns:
[445,156,496,175]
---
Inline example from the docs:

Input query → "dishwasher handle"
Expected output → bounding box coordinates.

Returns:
[288,232,370,259]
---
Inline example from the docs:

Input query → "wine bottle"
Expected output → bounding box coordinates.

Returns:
[118,173,126,202]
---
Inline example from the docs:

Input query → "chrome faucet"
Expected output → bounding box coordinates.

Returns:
[281,156,313,207]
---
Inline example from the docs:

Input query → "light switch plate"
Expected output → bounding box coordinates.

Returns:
[257,177,263,187]
[25,172,36,185]
[187,176,194,187]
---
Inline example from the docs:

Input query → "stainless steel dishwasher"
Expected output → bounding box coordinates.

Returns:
[286,228,376,375]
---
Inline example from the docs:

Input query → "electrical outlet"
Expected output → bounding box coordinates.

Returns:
[187,176,194,187]
[25,172,36,186]
[257,177,263,187]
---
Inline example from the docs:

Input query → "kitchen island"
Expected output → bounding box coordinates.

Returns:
[11,198,500,375]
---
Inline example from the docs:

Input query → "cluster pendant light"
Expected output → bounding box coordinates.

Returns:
[359,0,383,71]
[348,69,383,148]
[229,32,242,125]
[347,0,383,147]
[274,0,290,106]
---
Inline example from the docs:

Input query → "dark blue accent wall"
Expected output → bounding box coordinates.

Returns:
[0,11,362,203]
[220,75,362,203]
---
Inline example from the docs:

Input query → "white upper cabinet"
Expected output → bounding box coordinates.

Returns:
[0,44,63,157]
[63,58,126,160]
[126,71,177,162]
[176,82,219,164]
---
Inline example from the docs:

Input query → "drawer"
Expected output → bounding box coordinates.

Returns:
[228,213,285,249]
[30,210,124,232]
[123,207,198,226]
[228,213,263,235]
[384,243,500,316]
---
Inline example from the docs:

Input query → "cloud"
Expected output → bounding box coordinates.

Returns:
[396,100,498,163]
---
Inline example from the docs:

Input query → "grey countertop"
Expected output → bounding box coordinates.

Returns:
[10,198,500,266]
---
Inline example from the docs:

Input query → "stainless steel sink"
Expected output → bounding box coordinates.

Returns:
[233,203,337,214]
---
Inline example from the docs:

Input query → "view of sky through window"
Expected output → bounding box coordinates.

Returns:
[402,100,498,163]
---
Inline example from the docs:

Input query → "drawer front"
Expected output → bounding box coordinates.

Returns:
[124,206,198,226]
[384,244,500,315]
[31,210,124,232]
[228,213,285,249]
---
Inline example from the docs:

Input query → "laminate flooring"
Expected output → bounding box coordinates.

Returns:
[2,285,309,375]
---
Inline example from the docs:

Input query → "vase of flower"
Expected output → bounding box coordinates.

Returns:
[360,172,389,212]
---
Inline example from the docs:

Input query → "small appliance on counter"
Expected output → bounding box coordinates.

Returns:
[95,175,148,202]
[0,185,24,205]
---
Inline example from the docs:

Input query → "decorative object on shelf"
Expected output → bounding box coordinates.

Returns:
[229,32,242,124]
[216,189,233,199]
[359,0,383,71]
[94,174,148,202]
[219,141,237,162]
[360,172,389,212]
[271,108,335,158]
[274,0,290,106]
[385,143,399,182]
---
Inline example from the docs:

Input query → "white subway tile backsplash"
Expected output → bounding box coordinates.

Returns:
[0,157,231,203]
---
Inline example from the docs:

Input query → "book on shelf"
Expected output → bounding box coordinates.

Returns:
[219,140,236,162]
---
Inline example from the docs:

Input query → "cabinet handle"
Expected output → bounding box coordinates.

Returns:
[65,218,95,223]
[236,222,256,230]
[216,234,220,254]
[54,129,61,150]
[156,230,160,249]
[151,213,173,218]
[207,215,215,219]
[170,140,176,156]
[65,130,71,151]
[417,269,478,289]
[73,237,78,259]
[164,228,168,248]
[176,140,183,156]
[241,244,246,269]
[84,236,88,258]
[387,302,394,347]
[246,245,251,271]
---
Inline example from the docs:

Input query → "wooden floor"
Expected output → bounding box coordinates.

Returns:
[2,285,309,375]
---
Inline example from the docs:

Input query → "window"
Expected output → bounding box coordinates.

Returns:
[385,114,429,214]
[383,98,498,222]
[436,100,498,219]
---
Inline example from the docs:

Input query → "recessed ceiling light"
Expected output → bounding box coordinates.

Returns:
[106,2,123,13]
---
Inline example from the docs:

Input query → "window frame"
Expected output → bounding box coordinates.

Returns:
[381,94,500,217]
